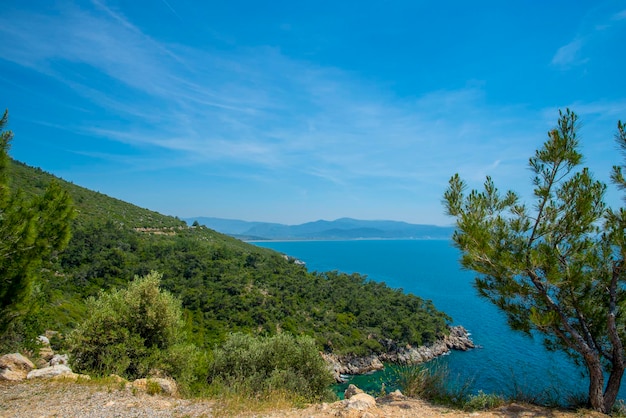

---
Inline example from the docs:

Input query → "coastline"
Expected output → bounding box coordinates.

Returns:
[322,325,474,382]
[247,237,453,243]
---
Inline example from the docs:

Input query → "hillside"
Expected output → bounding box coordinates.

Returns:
[8,159,452,354]
[10,160,183,230]
[187,216,455,240]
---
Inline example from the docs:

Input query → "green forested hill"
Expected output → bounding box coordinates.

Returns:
[10,159,450,355]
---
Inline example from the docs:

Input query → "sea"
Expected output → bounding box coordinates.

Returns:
[253,239,625,403]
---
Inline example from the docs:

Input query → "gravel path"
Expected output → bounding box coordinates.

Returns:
[0,381,214,418]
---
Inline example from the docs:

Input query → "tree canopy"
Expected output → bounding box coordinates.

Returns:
[443,110,626,413]
[67,271,200,387]
[0,109,74,335]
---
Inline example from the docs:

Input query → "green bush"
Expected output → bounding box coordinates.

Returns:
[67,271,201,390]
[210,332,335,402]
[394,361,471,407]
[395,363,447,400]
[464,390,505,411]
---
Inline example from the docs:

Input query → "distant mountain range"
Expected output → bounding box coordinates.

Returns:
[185,217,455,240]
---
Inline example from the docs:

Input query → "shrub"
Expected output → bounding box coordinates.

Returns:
[464,390,505,411]
[146,379,163,395]
[394,361,471,407]
[67,271,201,390]
[395,363,447,400]
[210,332,335,402]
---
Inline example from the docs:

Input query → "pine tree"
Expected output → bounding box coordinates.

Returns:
[0,109,74,334]
[443,110,626,413]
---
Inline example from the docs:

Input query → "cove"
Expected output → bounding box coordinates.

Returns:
[253,239,625,402]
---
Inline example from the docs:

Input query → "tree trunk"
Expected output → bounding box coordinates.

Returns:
[603,262,625,414]
[603,362,625,413]
[586,354,606,413]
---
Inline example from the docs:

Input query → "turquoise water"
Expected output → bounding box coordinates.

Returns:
[253,239,623,402]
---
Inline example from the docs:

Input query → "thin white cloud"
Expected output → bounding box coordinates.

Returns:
[159,0,184,22]
[612,9,626,20]
[1,0,620,217]
[551,39,588,69]
[551,5,626,70]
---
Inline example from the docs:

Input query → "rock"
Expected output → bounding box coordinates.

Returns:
[49,354,69,366]
[38,345,54,362]
[444,325,475,351]
[0,353,35,381]
[344,384,364,399]
[321,353,384,382]
[109,374,127,384]
[377,389,406,403]
[132,378,148,390]
[132,377,178,396]
[379,325,475,365]
[37,334,55,362]
[345,392,376,411]
[322,325,474,383]
[390,389,405,399]
[0,368,26,381]
[27,364,73,380]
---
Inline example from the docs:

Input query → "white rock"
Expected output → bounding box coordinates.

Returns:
[345,393,377,411]
[49,354,69,366]
[27,365,73,379]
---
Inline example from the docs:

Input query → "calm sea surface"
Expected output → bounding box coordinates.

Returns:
[253,239,624,402]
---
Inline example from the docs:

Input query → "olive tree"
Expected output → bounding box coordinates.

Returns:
[68,271,201,387]
[443,110,626,413]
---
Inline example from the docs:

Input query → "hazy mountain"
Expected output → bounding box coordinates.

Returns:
[187,216,454,240]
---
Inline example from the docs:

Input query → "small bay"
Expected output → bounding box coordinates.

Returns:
[253,239,624,402]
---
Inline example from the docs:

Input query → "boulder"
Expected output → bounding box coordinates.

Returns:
[27,364,73,380]
[377,389,406,403]
[34,358,49,369]
[132,377,178,396]
[345,392,377,411]
[0,353,35,381]
[38,346,55,362]
[344,384,364,399]
[444,325,475,351]
[49,354,69,366]
[36,334,55,362]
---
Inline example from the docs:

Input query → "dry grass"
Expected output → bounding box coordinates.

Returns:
[211,389,307,417]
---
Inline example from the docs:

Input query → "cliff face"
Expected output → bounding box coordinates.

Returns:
[322,325,474,382]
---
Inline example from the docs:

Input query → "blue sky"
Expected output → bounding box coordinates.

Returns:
[1,1,625,225]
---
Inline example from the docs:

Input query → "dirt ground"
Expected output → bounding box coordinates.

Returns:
[0,380,608,418]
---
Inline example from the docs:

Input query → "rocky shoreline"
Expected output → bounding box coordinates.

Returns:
[322,325,474,382]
